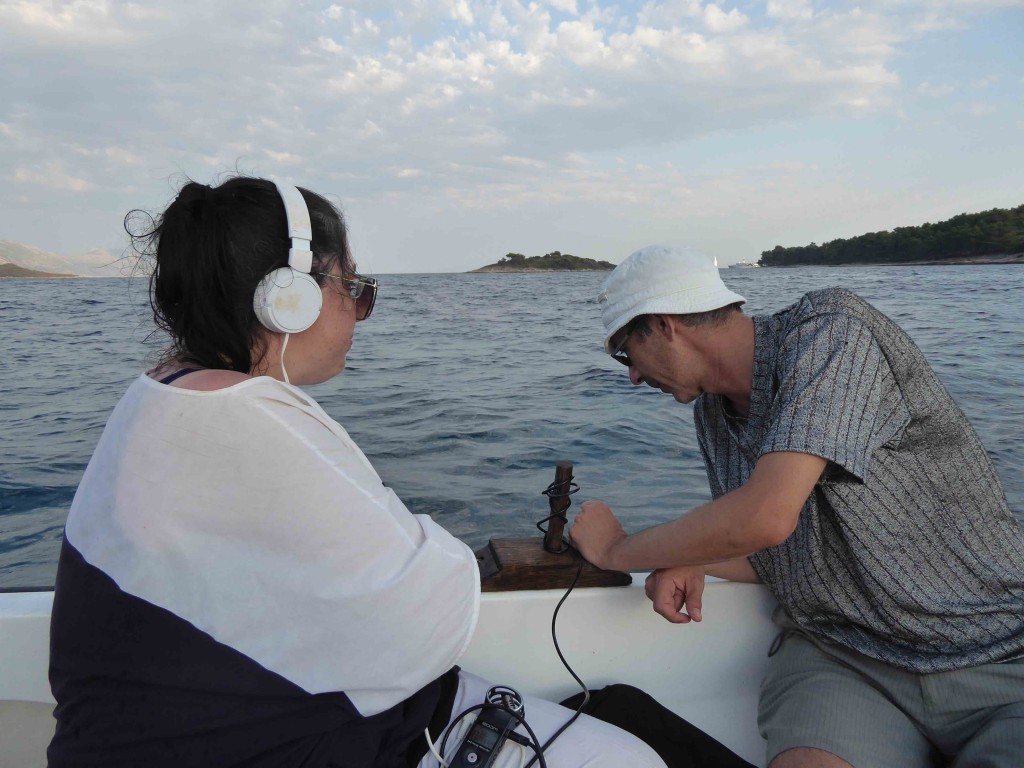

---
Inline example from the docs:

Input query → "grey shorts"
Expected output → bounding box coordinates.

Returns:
[758,620,1024,767]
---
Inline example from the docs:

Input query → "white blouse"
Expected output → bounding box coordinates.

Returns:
[66,373,480,716]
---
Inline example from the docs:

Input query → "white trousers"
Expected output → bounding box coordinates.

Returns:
[416,670,668,768]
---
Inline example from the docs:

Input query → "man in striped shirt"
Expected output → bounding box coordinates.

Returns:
[570,245,1024,768]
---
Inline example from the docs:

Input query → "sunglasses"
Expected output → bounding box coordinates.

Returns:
[609,323,634,367]
[317,272,378,321]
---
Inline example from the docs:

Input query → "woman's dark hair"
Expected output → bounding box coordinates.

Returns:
[128,176,353,373]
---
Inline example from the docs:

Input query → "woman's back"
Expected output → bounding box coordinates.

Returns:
[48,374,476,767]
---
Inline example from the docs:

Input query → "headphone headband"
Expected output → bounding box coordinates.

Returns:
[273,181,313,274]
[253,181,322,335]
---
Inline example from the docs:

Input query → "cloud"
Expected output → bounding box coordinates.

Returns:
[0,1,912,186]
[563,152,591,166]
[547,0,579,14]
[15,162,94,191]
[265,150,304,165]
[448,0,473,26]
[357,120,384,139]
[766,0,814,21]
[0,0,134,44]
[72,145,143,165]
[0,0,1019,263]
[557,20,609,65]
[500,155,547,169]
[703,4,749,33]
[910,12,963,33]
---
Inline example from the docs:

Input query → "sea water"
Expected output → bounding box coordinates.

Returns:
[1,266,1022,588]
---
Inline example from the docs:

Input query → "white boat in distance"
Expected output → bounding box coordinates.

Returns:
[728,259,760,268]
[0,577,776,768]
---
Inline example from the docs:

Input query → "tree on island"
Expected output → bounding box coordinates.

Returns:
[760,204,1024,266]
[481,250,615,271]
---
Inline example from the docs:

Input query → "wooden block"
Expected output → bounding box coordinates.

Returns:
[475,537,632,592]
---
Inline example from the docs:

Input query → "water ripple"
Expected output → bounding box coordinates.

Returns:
[1,268,1022,587]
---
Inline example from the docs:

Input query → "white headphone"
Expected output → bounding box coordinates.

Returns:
[252,181,323,334]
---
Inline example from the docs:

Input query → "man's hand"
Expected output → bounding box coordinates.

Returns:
[569,500,628,570]
[645,567,705,624]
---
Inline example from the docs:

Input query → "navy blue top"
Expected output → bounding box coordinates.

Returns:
[49,538,458,767]
[158,367,202,385]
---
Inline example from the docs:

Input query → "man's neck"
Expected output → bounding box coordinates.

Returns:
[706,314,755,418]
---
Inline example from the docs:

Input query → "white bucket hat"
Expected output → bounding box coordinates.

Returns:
[598,244,746,352]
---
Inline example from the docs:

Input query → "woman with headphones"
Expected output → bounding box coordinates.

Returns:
[46,177,668,768]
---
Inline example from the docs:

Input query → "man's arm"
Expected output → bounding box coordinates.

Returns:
[705,557,760,582]
[569,451,827,571]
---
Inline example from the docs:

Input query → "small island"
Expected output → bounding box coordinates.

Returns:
[470,251,616,273]
[759,204,1024,267]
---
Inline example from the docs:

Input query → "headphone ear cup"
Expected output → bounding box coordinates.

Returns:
[253,268,323,333]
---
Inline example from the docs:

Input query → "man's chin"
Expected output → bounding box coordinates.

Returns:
[649,381,695,403]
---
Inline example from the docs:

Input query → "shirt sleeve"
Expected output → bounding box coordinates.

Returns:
[759,313,909,482]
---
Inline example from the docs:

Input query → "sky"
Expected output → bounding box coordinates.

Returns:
[1,0,1022,273]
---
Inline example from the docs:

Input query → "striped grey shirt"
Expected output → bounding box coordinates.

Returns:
[694,287,1024,673]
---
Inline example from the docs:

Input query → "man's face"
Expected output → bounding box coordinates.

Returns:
[612,317,701,403]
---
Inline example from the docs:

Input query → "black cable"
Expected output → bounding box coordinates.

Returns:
[541,476,579,501]
[523,558,589,768]
[535,478,579,553]
[436,559,587,768]
[435,478,591,767]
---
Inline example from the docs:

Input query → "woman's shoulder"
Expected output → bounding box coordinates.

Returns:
[145,366,253,391]
[134,369,345,442]
[179,369,252,390]
[124,372,357,467]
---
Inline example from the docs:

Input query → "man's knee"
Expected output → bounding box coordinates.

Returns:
[769,747,853,768]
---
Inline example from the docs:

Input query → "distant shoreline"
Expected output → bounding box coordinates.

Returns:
[766,253,1024,268]
[0,264,78,279]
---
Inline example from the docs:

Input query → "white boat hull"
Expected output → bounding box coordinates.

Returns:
[0,580,776,767]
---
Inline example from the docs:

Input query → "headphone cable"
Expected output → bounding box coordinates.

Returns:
[280,332,291,385]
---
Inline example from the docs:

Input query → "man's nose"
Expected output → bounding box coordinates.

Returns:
[629,366,644,386]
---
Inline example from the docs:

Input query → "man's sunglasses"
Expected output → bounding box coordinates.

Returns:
[609,322,634,367]
[317,272,378,321]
